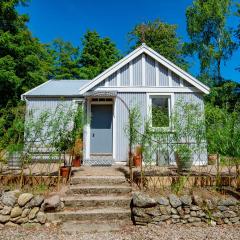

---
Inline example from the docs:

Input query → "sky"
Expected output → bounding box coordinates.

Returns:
[18,0,239,82]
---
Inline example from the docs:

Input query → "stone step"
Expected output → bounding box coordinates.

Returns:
[67,185,132,195]
[70,176,128,185]
[64,195,132,208]
[61,220,132,233]
[47,207,131,222]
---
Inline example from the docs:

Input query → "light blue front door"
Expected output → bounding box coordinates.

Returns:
[90,105,113,154]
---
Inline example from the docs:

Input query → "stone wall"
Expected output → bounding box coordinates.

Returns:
[0,190,64,227]
[132,192,240,226]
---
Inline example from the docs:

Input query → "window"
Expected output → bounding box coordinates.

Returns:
[151,96,170,128]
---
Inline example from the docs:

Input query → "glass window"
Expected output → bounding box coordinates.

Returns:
[151,96,170,127]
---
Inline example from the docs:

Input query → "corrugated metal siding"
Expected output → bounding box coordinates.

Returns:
[132,55,142,86]
[108,72,118,86]
[115,93,147,162]
[183,79,193,87]
[172,72,180,86]
[120,63,130,86]
[145,55,156,86]
[159,63,169,86]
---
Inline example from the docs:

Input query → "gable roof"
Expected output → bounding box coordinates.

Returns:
[79,43,210,94]
[22,79,91,99]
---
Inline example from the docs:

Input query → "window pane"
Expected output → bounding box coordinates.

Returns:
[152,97,169,127]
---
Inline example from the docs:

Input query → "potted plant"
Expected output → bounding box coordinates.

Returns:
[72,138,83,167]
[133,144,142,167]
[175,144,192,171]
[7,143,24,170]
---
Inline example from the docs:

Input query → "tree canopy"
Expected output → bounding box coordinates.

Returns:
[128,19,188,70]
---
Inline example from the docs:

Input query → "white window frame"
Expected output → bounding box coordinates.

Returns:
[147,93,174,130]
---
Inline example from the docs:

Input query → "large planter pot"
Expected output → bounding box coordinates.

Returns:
[60,166,71,178]
[208,154,217,165]
[133,155,142,167]
[175,153,193,171]
[72,156,81,167]
[8,151,23,170]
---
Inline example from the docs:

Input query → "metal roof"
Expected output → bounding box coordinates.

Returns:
[22,79,91,97]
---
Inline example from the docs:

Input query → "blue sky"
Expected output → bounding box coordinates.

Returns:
[18,0,239,82]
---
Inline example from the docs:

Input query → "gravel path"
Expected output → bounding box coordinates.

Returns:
[0,224,240,240]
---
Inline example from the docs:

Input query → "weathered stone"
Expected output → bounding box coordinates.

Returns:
[190,211,197,217]
[169,194,182,208]
[1,206,12,215]
[172,214,180,219]
[216,219,224,225]
[192,194,203,206]
[190,205,201,211]
[1,191,19,207]
[22,208,30,218]
[0,215,10,223]
[218,198,238,206]
[196,210,206,218]
[204,199,214,210]
[212,211,223,218]
[222,210,237,218]
[229,217,239,223]
[26,195,44,208]
[145,207,160,217]
[15,217,27,224]
[172,218,180,223]
[132,192,157,208]
[29,207,39,220]
[18,193,33,207]
[223,218,230,224]
[10,207,22,218]
[217,205,228,211]
[157,196,169,206]
[0,204,3,210]
[134,215,151,224]
[180,195,192,206]
[171,208,178,214]
[177,206,184,216]
[159,205,171,215]
[36,212,46,224]
[22,222,41,228]
[183,214,190,219]
[5,221,18,227]
[132,208,148,218]
[188,217,201,223]
[159,215,171,221]
[210,220,217,226]
[181,219,188,224]
[10,216,20,222]
[183,207,190,214]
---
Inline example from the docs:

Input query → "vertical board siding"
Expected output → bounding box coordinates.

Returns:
[115,93,147,162]
[145,55,156,86]
[132,55,142,86]
[172,72,180,86]
[159,63,169,86]
[108,72,118,86]
[120,63,130,86]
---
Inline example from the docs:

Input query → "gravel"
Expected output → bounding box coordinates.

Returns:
[0,224,239,240]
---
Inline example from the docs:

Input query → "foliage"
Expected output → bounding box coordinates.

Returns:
[51,38,81,79]
[79,30,120,79]
[129,19,188,70]
[175,144,192,163]
[0,0,53,108]
[152,105,169,128]
[185,0,237,86]
[236,3,240,71]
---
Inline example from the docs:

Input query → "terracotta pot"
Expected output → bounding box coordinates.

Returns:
[133,155,142,167]
[135,144,142,156]
[60,166,71,178]
[208,154,217,165]
[72,156,81,167]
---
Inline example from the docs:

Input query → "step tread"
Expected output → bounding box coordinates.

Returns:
[71,176,126,179]
[64,195,132,201]
[70,185,131,189]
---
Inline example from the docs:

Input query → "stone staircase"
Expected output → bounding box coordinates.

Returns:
[48,174,132,232]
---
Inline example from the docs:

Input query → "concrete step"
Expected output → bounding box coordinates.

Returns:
[61,220,132,233]
[64,195,131,208]
[67,185,132,195]
[47,207,131,222]
[70,176,128,185]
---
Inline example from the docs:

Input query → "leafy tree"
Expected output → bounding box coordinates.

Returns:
[0,0,53,107]
[236,3,240,71]
[79,31,120,79]
[51,39,81,79]
[128,19,188,70]
[185,0,237,86]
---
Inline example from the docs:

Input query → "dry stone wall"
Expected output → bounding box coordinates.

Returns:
[0,190,64,227]
[132,192,240,226]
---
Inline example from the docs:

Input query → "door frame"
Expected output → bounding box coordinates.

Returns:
[84,97,116,161]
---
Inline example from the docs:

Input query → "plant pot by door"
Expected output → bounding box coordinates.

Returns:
[60,166,71,178]
[72,156,81,167]
[175,153,193,171]
[208,154,217,165]
[133,155,142,167]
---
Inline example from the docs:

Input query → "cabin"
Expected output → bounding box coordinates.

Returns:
[22,44,210,166]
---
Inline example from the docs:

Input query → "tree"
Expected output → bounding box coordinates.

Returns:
[79,31,120,79]
[185,0,237,86]
[51,39,81,79]
[128,19,188,70]
[236,3,240,71]
[0,0,53,107]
